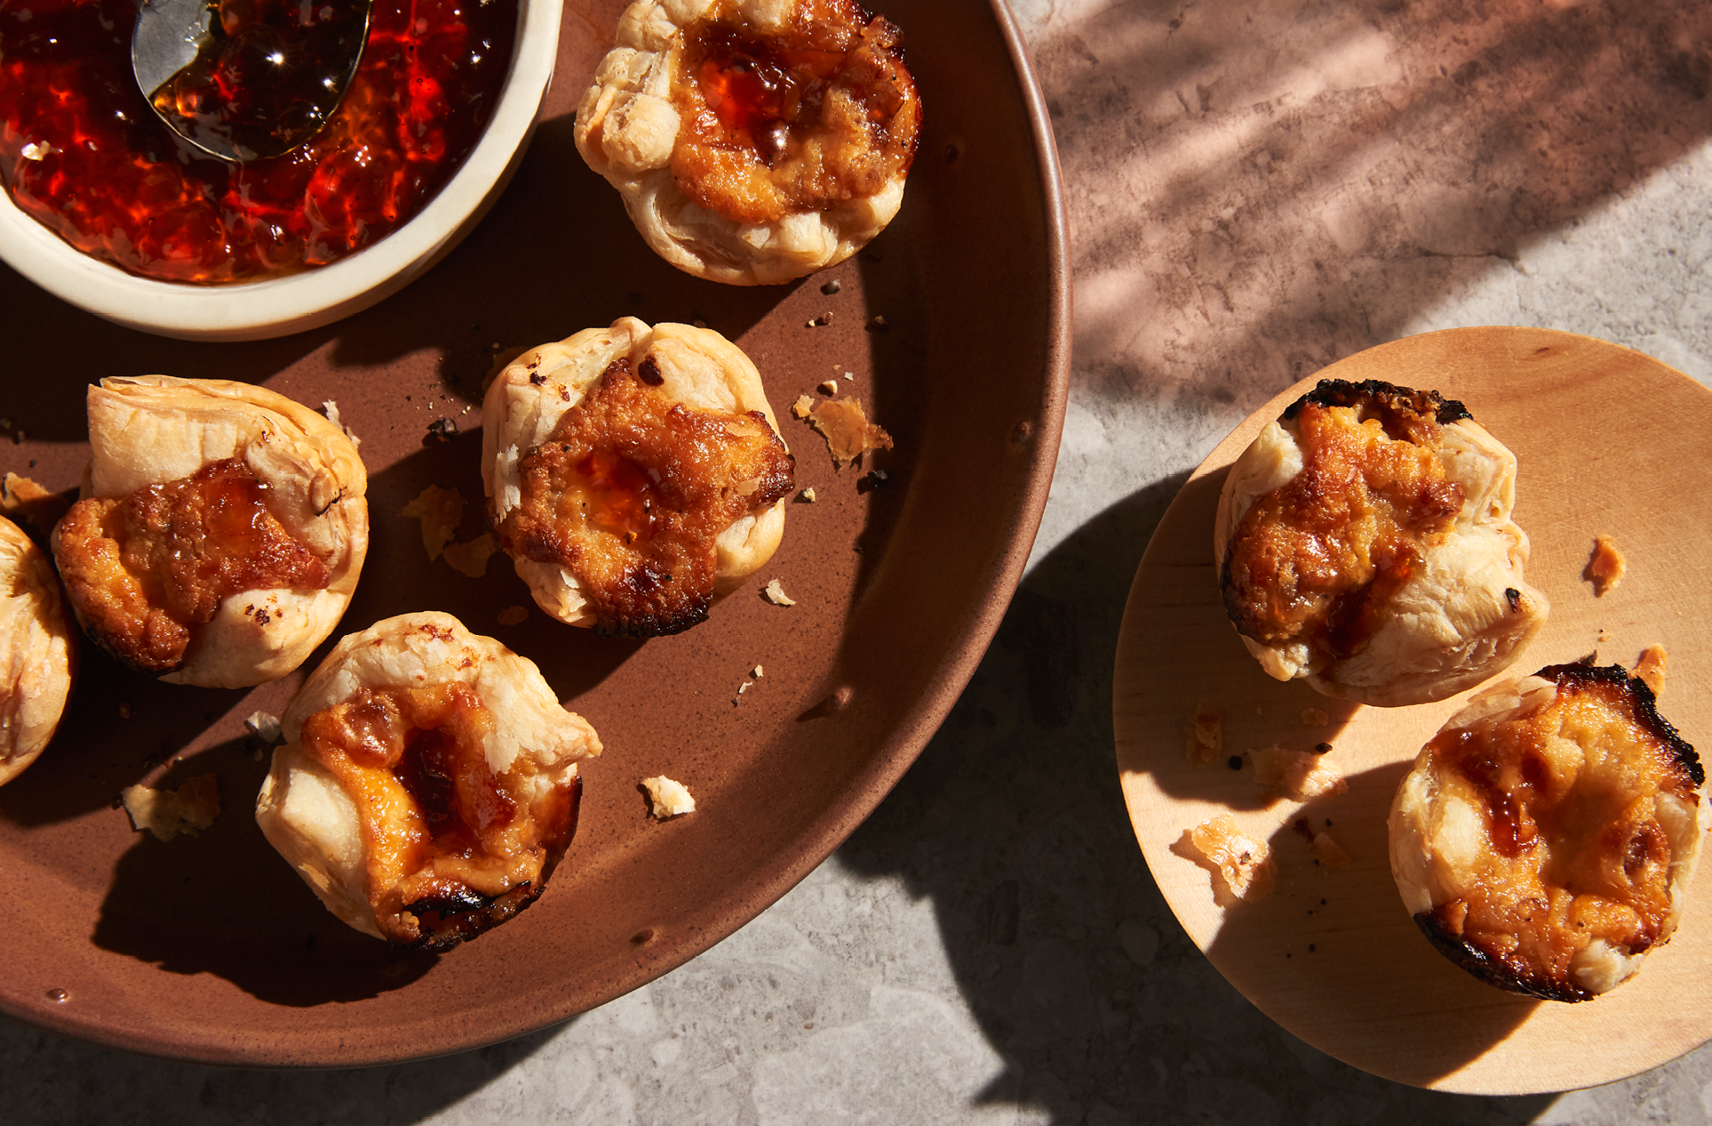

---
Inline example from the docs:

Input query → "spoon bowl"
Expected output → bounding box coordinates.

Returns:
[132,0,372,162]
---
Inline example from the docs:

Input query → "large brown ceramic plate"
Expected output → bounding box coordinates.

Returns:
[0,0,1068,1065]
[1113,328,1712,1094]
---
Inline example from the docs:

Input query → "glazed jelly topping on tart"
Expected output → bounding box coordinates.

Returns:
[496,356,795,637]
[670,0,920,225]
[55,458,329,671]
[298,680,580,948]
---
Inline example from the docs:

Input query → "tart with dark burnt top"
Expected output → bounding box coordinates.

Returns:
[575,0,921,284]
[483,317,794,637]
[1215,378,1548,706]
[1389,662,1703,1001]
[255,613,602,948]
[50,377,367,689]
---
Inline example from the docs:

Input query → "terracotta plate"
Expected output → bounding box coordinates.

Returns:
[0,0,1068,1065]
[1114,327,1712,1094]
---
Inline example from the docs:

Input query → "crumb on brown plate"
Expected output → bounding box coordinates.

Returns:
[1251,744,1348,800]
[443,533,499,578]
[1185,706,1222,764]
[121,774,219,841]
[792,395,815,420]
[400,485,466,561]
[798,487,817,503]
[763,578,796,606]
[0,472,70,530]
[1181,814,1275,903]
[1585,534,1626,596]
[497,605,529,627]
[642,775,695,819]
[803,398,894,467]
[1300,707,1330,726]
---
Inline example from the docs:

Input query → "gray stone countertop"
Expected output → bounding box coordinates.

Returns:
[8,0,1712,1121]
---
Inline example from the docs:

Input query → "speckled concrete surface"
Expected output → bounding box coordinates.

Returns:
[7,0,1712,1121]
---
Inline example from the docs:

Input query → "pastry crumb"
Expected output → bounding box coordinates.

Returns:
[1251,744,1348,800]
[121,775,220,841]
[805,398,893,467]
[1310,832,1352,869]
[1300,707,1330,726]
[751,665,764,678]
[400,485,466,561]
[1185,706,1222,764]
[763,578,796,606]
[497,605,529,627]
[1635,645,1667,696]
[1585,534,1626,596]
[443,533,499,578]
[1183,815,1274,903]
[798,487,817,503]
[243,711,282,744]
[0,471,69,529]
[321,400,361,448]
[641,776,696,819]
[818,379,840,395]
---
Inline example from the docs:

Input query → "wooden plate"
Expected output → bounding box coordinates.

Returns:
[1113,327,1712,1094]
[0,0,1068,1065]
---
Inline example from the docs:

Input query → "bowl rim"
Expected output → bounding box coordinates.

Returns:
[0,0,562,343]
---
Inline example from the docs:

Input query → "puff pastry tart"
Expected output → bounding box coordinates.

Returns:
[575,0,922,284]
[1215,379,1548,707]
[256,612,603,948]
[1389,663,1703,1001]
[0,517,74,786]
[483,317,795,636]
[50,377,367,689]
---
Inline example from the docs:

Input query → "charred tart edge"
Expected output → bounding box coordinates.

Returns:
[1279,378,1473,426]
[1412,910,1595,1003]
[1538,661,1703,786]
[403,775,584,951]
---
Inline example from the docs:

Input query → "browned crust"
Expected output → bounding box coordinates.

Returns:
[1540,660,1703,785]
[1282,378,1473,429]
[1414,909,1594,1003]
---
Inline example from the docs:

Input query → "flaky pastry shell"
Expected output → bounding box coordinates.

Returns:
[574,0,918,285]
[256,612,602,945]
[482,316,790,632]
[53,376,368,688]
[1215,380,1548,706]
[1388,664,1702,1000]
[0,516,73,786]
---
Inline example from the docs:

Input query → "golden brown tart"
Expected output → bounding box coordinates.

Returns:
[51,377,367,688]
[255,612,603,948]
[575,0,921,284]
[482,317,794,636]
[1388,663,1703,1000]
[0,516,73,786]
[1216,379,1548,706]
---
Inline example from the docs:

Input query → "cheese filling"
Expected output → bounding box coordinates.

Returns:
[297,682,579,947]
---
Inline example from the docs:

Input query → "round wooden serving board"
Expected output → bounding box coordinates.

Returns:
[1113,326,1712,1094]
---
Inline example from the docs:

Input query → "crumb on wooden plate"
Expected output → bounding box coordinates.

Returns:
[0,471,69,529]
[1584,534,1625,596]
[244,711,282,744]
[1250,744,1347,800]
[443,533,499,578]
[1185,706,1222,764]
[642,776,696,819]
[1300,707,1329,726]
[1181,814,1274,903]
[1635,645,1667,696]
[121,775,220,841]
[1310,832,1352,869]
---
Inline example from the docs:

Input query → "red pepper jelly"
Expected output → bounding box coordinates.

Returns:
[0,0,516,284]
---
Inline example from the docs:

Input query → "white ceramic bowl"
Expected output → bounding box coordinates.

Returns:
[0,0,560,342]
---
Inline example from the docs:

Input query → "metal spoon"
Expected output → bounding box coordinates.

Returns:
[132,0,373,162]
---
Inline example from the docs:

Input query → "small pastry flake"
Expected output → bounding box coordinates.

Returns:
[575,0,921,284]
[0,515,73,786]
[255,613,602,949]
[1388,663,1703,1001]
[483,318,794,637]
[50,377,368,688]
[1216,379,1548,706]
